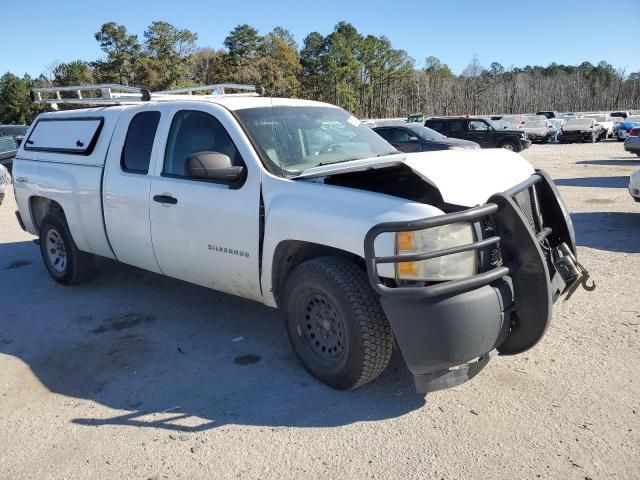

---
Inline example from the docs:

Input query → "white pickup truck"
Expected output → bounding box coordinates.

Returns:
[12,84,589,393]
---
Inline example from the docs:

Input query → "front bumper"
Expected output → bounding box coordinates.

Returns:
[519,139,532,150]
[561,131,592,142]
[364,170,579,393]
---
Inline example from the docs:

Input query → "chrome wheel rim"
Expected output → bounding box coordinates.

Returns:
[46,228,67,274]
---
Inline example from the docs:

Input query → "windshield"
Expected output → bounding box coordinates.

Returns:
[235,106,397,177]
[485,119,505,129]
[407,124,447,141]
[0,125,28,136]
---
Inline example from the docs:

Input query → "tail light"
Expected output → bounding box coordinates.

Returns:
[630,128,640,137]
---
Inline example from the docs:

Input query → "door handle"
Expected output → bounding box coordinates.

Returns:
[153,194,178,205]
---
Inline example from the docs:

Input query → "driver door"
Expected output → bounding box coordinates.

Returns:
[148,104,262,301]
[464,119,493,147]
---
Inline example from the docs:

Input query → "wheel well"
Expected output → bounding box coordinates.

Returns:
[271,240,362,307]
[30,196,64,231]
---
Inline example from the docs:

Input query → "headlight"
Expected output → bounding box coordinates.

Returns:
[395,223,477,281]
[447,146,465,150]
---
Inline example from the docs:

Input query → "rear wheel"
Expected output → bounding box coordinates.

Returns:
[39,212,94,285]
[283,256,394,390]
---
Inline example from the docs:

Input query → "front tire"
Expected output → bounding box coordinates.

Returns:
[283,256,394,390]
[499,140,517,151]
[39,212,94,285]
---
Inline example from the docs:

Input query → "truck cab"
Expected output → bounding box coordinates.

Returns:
[12,84,588,394]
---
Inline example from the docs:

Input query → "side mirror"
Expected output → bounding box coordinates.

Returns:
[186,152,244,183]
[408,136,419,142]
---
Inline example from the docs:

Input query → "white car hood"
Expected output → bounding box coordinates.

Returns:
[297,149,535,207]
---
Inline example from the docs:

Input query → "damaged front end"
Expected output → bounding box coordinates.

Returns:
[364,170,592,393]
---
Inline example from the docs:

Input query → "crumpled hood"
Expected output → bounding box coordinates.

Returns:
[296,149,535,207]
[402,149,534,206]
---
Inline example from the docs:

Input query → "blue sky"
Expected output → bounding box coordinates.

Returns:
[2,0,639,78]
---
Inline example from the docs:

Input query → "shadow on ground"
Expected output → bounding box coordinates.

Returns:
[0,240,424,433]
[571,212,640,253]
[576,157,640,167]
[554,176,630,188]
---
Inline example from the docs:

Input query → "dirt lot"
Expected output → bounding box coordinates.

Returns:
[1,141,639,480]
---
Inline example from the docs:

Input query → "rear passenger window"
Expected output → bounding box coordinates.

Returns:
[427,121,444,132]
[448,121,465,132]
[121,111,161,174]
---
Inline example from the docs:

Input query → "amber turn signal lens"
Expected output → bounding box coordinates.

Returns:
[397,231,415,251]
[397,262,417,277]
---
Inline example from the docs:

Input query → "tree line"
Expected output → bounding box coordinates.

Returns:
[1,20,639,124]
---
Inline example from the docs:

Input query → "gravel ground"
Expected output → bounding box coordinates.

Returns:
[0,141,638,480]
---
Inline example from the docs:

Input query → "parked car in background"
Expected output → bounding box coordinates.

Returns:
[560,118,605,143]
[586,113,614,138]
[536,111,561,119]
[373,122,480,152]
[522,118,555,143]
[0,125,29,146]
[0,163,11,205]
[425,117,531,151]
[0,136,19,172]
[624,127,640,156]
[629,169,640,203]
[612,116,625,137]
[617,116,640,141]
[547,119,564,142]
[611,111,629,119]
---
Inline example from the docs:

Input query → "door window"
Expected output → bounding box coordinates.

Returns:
[121,111,161,173]
[468,120,490,131]
[386,128,413,143]
[164,110,243,177]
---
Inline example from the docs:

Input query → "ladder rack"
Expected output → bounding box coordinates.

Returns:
[30,83,266,108]
[154,83,265,96]
[31,84,150,109]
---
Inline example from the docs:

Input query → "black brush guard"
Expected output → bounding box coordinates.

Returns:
[364,170,578,392]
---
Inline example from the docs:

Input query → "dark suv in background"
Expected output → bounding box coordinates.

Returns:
[424,117,531,152]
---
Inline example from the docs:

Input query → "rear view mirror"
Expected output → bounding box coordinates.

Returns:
[186,152,244,183]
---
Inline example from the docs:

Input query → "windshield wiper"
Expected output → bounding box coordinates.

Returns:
[317,151,399,167]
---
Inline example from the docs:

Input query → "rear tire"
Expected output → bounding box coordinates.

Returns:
[283,256,394,390]
[39,212,94,285]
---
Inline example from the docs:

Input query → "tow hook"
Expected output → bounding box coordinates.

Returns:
[553,243,596,300]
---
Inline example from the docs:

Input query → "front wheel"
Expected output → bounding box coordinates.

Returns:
[283,256,394,390]
[499,141,517,151]
[39,212,94,285]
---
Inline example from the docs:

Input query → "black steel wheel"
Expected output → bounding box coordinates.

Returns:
[283,256,394,390]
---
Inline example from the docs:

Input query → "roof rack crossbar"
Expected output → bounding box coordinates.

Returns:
[153,83,265,96]
[31,84,150,108]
